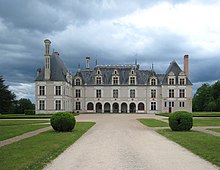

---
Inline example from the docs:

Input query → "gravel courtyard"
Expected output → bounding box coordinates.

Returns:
[44,114,218,170]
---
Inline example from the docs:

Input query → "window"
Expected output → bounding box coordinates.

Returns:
[151,102,156,110]
[138,103,144,110]
[76,79,81,86]
[39,86,45,96]
[169,89,174,98]
[113,89,118,98]
[130,77,135,85]
[56,100,61,110]
[76,89,81,98]
[151,89,156,98]
[169,78,175,85]
[179,89,185,98]
[39,100,45,110]
[96,89,101,98]
[179,78,185,85]
[113,77,119,85]
[164,101,167,107]
[169,101,174,107]
[151,79,156,85]
[179,101,185,107]
[76,102,81,110]
[130,89,135,98]
[55,86,61,95]
[96,77,101,84]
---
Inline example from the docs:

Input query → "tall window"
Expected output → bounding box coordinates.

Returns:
[151,79,156,85]
[113,89,118,98]
[56,86,61,95]
[179,89,185,98]
[130,89,135,98]
[76,89,81,98]
[39,86,45,96]
[169,78,175,85]
[96,77,101,84]
[39,100,45,110]
[138,103,144,110]
[169,89,174,98]
[76,102,81,110]
[130,77,135,85]
[179,101,185,107]
[169,101,174,107]
[96,89,101,98]
[151,89,156,98]
[76,79,81,86]
[179,78,185,85]
[151,102,156,110]
[113,77,119,85]
[56,100,61,110]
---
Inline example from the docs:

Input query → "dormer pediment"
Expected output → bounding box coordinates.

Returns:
[168,72,175,76]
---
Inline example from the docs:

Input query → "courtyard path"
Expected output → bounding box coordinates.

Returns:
[44,114,218,170]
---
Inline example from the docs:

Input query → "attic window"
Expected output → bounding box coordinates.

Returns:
[97,70,100,74]
[131,70,134,74]
[151,78,156,86]
[169,78,175,85]
[76,79,81,86]
[114,70,117,74]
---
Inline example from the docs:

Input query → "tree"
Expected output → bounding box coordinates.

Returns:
[16,98,35,114]
[0,75,16,113]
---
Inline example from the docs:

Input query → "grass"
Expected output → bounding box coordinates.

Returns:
[0,113,79,119]
[0,120,50,141]
[208,128,220,133]
[0,122,95,170]
[156,112,220,117]
[157,129,220,167]
[193,118,220,126]
[138,118,168,127]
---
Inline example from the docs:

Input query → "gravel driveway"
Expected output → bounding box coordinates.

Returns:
[44,114,218,170]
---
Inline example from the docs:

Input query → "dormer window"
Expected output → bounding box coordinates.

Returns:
[75,78,81,86]
[129,77,136,85]
[96,76,102,85]
[112,69,119,85]
[179,78,185,85]
[113,76,119,85]
[97,70,100,74]
[169,78,175,85]
[151,78,156,86]
[114,70,117,74]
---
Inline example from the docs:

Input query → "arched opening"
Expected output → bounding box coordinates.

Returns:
[138,103,144,111]
[113,103,119,113]
[96,103,102,113]
[129,103,136,113]
[87,102,94,111]
[121,103,127,113]
[104,103,110,113]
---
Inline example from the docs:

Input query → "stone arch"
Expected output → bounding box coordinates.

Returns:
[113,102,119,113]
[138,102,145,111]
[87,102,94,111]
[104,102,110,113]
[96,102,102,113]
[129,102,136,113]
[121,103,128,113]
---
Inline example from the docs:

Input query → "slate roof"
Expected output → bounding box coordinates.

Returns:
[36,54,192,86]
[35,52,69,81]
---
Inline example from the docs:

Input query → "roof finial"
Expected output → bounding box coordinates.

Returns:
[135,58,137,65]
[152,63,154,70]
[78,64,81,72]
[95,58,98,66]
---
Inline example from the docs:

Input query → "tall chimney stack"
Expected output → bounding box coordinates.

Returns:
[86,56,90,70]
[44,39,51,80]
[184,54,189,77]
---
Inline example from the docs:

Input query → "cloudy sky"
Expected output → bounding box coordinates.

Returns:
[0,0,220,103]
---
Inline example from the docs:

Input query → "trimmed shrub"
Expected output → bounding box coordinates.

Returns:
[24,110,35,115]
[169,111,193,131]
[50,112,76,132]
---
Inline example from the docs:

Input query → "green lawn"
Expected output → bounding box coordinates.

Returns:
[0,120,49,126]
[193,118,220,126]
[0,122,95,170]
[156,112,220,117]
[158,129,220,167]
[138,118,168,127]
[0,113,78,119]
[208,128,220,133]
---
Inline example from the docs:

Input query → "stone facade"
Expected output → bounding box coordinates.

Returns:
[35,39,192,114]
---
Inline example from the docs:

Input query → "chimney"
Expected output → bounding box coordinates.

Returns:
[184,54,189,77]
[54,51,59,57]
[86,56,90,70]
[37,68,41,77]
[44,39,51,80]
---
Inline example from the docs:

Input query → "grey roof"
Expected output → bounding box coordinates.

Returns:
[36,52,70,81]
[162,60,192,85]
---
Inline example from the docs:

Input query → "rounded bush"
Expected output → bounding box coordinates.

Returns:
[50,112,76,132]
[169,111,193,131]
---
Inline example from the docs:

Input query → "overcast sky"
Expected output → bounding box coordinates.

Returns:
[0,0,220,102]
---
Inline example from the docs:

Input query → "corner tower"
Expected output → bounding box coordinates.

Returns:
[44,39,51,80]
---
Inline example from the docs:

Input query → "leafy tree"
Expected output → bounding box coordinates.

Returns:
[15,98,35,114]
[0,75,16,113]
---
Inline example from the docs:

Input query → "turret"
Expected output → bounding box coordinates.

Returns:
[44,39,51,80]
